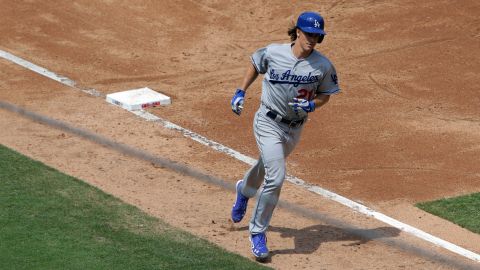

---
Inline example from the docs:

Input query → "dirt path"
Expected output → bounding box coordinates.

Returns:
[1,0,480,269]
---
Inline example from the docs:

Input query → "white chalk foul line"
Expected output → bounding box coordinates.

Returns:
[136,110,480,263]
[0,50,101,97]
[1,49,479,263]
[0,50,75,87]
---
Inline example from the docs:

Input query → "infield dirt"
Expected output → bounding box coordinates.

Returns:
[1,1,480,269]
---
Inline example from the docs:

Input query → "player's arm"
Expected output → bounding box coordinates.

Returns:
[231,63,259,115]
[312,93,330,110]
[239,62,259,92]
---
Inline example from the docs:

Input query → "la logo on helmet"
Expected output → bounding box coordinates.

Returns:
[314,19,321,28]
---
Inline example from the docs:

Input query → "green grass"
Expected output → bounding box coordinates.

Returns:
[0,144,270,270]
[416,193,480,234]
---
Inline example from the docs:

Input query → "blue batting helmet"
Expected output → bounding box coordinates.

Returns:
[296,11,326,35]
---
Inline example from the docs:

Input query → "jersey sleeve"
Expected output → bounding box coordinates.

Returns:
[250,47,269,74]
[317,64,340,95]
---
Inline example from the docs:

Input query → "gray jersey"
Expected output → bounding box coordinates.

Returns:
[251,43,340,120]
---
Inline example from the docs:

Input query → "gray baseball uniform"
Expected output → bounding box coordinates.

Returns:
[240,43,339,234]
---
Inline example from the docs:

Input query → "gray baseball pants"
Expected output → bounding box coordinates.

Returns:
[240,104,303,235]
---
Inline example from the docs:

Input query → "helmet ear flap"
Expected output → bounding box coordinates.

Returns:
[318,35,325,44]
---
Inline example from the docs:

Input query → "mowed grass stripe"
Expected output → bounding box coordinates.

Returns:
[0,144,270,270]
[416,193,480,235]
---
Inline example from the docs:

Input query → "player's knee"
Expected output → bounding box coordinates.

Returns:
[243,184,258,198]
[264,158,286,189]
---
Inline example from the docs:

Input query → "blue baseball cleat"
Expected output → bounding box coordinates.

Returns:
[250,233,269,260]
[231,180,249,223]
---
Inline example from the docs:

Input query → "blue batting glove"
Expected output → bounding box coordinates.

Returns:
[231,89,245,115]
[288,98,315,113]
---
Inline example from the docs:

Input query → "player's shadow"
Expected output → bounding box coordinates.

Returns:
[268,224,401,256]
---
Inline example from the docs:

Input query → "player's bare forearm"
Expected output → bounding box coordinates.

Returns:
[313,94,330,110]
[239,63,259,92]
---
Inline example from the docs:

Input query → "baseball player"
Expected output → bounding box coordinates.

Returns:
[230,11,340,260]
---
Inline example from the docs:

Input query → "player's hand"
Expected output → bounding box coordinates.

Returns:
[231,89,245,116]
[288,98,315,113]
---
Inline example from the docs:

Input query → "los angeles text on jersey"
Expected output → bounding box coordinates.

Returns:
[268,69,319,87]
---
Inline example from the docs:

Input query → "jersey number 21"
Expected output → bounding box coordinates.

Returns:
[297,89,314,100]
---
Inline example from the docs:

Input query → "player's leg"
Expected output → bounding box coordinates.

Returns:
[232,157,264,223]
[249,111,287,235]
[284,126,303,158]
[248,136,285,260]
[232,110,270,223]
[248,118,305,234]
[241,109,281,197]
[248,126,303,259]
[249,154,285,235]
[241,157,265,197]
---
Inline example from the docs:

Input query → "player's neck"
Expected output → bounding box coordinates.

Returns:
[292,42,314,59]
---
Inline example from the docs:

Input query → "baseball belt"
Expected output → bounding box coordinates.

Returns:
[266,110,305,128]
